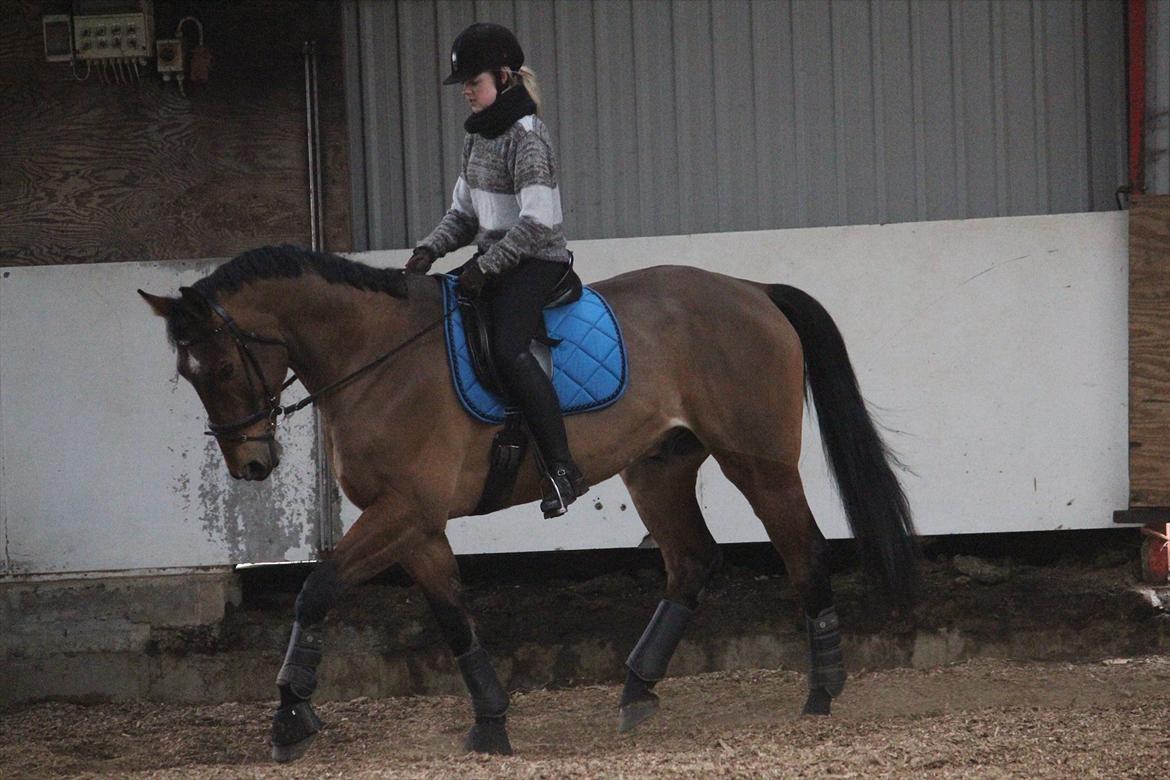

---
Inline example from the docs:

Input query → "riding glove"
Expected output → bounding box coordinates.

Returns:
[406,246,435,273]
[458,262,488,298]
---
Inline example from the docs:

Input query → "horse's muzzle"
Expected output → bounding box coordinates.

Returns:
[242,460,272,481]
[231,441,281,481]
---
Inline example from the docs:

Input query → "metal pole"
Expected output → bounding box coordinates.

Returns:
[304,40,320,251]
[304,39,338,552]
[311,41,325,246]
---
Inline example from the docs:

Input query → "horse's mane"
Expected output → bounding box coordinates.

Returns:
[165,245,408,346]
[193,244,409,300]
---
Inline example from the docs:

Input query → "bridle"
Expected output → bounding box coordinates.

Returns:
[186,286,453,454]
[189,290,290,447]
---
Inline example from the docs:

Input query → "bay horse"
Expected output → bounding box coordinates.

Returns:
[139,244,917,761]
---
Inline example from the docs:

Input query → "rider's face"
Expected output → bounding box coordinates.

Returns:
[463,71,498,112]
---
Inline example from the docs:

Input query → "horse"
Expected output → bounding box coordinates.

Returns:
[139,244,917,762]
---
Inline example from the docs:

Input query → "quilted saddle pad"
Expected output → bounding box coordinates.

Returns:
[440,274,628,424]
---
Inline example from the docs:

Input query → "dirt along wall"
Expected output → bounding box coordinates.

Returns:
[4,531,1170,777]
[4,531,1168,708]
[0,0,350,267]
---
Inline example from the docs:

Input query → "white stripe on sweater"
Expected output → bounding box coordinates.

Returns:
[469,185,564,231]
[518,184,563,227]
[449,176,474,216]
[470,190,521,231]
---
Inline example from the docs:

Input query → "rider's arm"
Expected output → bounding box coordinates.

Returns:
[418,138,479,258]
[476,128,562,275]
[417,179,478,259]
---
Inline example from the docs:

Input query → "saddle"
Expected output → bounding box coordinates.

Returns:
[458,261,583,397]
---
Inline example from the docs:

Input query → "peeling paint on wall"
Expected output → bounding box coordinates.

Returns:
[194,440,308,562]
[162,406,320,565]
[1,260,321,573]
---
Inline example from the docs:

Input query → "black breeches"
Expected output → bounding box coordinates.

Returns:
[486,258,568,365]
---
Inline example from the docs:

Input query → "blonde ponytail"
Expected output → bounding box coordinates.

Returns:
[517,66,542,115]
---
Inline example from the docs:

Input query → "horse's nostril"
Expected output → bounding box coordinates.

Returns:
[245,460,268,480]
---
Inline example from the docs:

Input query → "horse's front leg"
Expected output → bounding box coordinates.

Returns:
[270,498,430,762]
[401,532,512,755]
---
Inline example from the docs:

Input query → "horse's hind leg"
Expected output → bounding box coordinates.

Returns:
[617,432,719,733]
[713,453,844,716]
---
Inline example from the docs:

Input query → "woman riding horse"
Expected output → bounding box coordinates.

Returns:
[138,26,919,764]
[406,23,586,519]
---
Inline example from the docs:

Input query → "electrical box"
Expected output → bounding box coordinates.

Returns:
[71,0,153,61]
[155,38,183,74]
[42,15,73,62]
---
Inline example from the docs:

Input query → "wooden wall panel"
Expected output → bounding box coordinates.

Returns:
[1129,194,1170,507]
[0,0,349,266]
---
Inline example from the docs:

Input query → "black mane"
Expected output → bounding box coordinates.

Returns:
[166,245,408,346]
[193,244,409,300]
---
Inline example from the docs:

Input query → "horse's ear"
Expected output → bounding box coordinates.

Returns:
[138,289,177,318]
[178,286,211,318]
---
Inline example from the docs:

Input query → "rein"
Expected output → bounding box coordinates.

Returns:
[190,286,454,444]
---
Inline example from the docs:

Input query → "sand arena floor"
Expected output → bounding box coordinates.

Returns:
[3,656,1170,779]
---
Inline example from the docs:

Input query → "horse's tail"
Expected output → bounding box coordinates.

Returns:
[768,284,919,605]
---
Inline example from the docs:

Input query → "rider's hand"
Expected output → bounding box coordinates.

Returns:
[405,246,435,273]
[458,263,488,298]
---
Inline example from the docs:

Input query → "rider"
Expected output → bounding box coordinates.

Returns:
[405,22,587,518]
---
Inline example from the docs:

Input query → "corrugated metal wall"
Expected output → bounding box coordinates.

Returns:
[1148,0,1170,195]
[344,0,1127,251]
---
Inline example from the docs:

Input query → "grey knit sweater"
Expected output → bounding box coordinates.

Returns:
[419,114,570,274]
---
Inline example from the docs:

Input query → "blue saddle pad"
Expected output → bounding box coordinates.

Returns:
[440,274,628,424]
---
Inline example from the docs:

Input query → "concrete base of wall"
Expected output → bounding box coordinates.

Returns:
[2,569,241,704]
[4,553,1169,707]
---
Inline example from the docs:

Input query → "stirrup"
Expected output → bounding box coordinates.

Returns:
[540,463,585,518]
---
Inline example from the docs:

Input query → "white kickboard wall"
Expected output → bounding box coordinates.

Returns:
[0,212,1128,573]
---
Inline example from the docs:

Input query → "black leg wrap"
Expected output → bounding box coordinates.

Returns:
[276,621,324,701]
[626,599,693,682]
[456,644,509,719]
[271,700,323,762]
[295,560,343,627]
[806,606,846,697]
[456,644,512,755]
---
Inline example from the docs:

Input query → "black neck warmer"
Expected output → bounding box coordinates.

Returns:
[464,84,537,139]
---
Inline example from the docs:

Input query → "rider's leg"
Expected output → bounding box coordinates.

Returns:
[489,259,586,517]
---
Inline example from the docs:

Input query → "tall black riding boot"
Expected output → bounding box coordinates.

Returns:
[503,351,587,517]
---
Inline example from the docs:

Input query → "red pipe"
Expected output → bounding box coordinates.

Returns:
[1128,0,1147,194]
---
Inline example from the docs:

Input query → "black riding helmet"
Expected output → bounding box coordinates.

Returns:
[443,22,524,85]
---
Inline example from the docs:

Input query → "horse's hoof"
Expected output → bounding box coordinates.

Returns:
[463,717,513,755]
[271,732,317,763]
[801,687,833,717]
[271,702,322,763]
[617,691,660,733]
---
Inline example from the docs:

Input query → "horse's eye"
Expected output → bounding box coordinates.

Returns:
[217,363,236,381]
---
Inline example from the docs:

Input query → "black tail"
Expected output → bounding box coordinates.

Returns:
[768,284,919,605]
